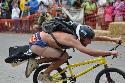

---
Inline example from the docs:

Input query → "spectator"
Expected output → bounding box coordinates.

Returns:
[67,0,72,8]
[122,0,125,21]
[59,0,63,7]
[104,2,114,30]
[28,0,39,15]
[37,0,49,29]
[55,0,60,6]
[12,3,20,19]
[20,0,27,16]
[6,0,13,18]
[21,0,30,17]
[0,4,1,18]
[72,0,81,9]
[38,0,48,15]
[21,0,31,33]
[51,0,58,17]
[11,3,20,33]
[81,0,97,29]
[20,0,25,11]
[97,0,106,30]
[113,0,124,22]
[12,0,21,17]
[1,0,9,18]
[11,0,19,9]
[98,0,107,6]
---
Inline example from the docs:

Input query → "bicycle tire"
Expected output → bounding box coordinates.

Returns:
[95,68,125,83]
[33,64,67,83]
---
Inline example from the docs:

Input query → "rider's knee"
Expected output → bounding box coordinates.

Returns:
[60,52,69,61]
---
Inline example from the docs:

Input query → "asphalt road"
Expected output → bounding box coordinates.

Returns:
[0,33,125,83]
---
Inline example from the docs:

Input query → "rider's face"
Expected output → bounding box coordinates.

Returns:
[81,38,92,47]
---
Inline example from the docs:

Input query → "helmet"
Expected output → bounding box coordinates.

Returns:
[79,25,95,39]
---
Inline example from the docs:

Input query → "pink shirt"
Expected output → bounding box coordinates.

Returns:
[114,1,124,16]
[104,6,114,22]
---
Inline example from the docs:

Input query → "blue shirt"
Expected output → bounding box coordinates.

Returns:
[28,0,39,14]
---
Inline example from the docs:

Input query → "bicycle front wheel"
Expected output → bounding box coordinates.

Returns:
[33,64,67,83]
[95,68,125,83]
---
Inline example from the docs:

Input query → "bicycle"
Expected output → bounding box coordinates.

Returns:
[33,44,125,83]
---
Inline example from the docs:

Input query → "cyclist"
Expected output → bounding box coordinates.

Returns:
[25,24,121,83]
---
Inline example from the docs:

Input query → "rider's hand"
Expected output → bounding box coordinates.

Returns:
[109,51,119,57]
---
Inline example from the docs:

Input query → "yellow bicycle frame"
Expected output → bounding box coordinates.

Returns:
[52,57,107,82]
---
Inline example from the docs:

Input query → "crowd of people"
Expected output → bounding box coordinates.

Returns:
[0,0,125,33]
[0,0,68,33]
[80,0,125,30]
[0,0,65,19]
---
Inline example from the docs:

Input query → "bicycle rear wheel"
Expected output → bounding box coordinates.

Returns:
[95,68,125,83]
[33,64,67,83]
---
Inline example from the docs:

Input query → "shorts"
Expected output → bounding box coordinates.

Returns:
[29,32,48,48]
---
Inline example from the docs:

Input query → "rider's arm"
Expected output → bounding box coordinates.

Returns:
[63,36,117,57]
[93,36,122,44]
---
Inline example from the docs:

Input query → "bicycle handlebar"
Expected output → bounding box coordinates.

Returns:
[105,43,121,58]
[109,41,121,51]
[109,44,120,51]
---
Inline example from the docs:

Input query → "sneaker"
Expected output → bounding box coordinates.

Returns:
[38,73,56,83]
[25,58,38,78]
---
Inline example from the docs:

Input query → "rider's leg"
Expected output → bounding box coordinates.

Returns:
[31,45,69,74]
[43,52,69,74]
[31,45,69,82]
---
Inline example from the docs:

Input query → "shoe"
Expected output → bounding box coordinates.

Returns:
[25,58,38,78]
[38,73,56,83]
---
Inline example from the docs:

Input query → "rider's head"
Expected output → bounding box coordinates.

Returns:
[79,25,95,46]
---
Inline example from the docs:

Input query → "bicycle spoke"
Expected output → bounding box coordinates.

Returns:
[105,72,115,83]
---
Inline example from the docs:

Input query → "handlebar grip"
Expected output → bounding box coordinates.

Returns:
[112,56,117,59]
[104,55,117,59]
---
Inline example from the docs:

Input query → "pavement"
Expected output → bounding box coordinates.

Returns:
[0,33,125,83]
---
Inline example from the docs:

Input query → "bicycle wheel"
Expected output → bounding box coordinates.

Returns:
[95,68,125,83]
[33,64,67,83]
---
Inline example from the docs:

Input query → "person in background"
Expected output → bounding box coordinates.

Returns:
[27,0,39,15]
[21,1,30,33]
[104,2,114,30]
[113,0,124,22]
[73,0,81,9]
[11,3,20,33]
[21,0,30,17]
[0,1,1,18]
[81,0,97,29]
[51,0,58,17]
[55,0,60,6]
[20,0,27,17]
[97,0,106,30]
[122,0,125,21]
[67,0,72,8]
[6,0,13,19]
[37,0,49,30]
[1,0,9,18]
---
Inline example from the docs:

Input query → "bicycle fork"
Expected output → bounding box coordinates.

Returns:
[104,65,115,83]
